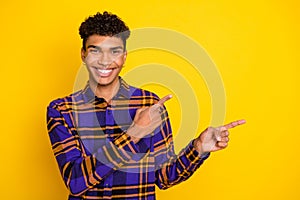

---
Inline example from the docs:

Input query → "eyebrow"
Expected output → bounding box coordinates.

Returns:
[87,45,124,50]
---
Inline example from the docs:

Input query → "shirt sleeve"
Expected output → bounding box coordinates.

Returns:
[47,101,139,196]
[154,106,210,189]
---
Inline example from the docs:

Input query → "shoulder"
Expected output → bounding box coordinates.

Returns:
[128,85,160,105]
[120,78,161,105]
[129,85,159,99]
[47,89,83,111]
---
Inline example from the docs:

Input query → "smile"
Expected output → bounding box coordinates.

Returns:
[97,69,112,74]
[92,67,116,77]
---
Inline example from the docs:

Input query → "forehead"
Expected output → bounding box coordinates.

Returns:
[86,35,124,49]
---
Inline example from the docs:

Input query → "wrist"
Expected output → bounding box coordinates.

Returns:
[126,128,139,144]
[193,138,204,155]
[130,135,139,144]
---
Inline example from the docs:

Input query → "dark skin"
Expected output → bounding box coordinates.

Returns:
[81,35,246,154]
[130,94,246,155]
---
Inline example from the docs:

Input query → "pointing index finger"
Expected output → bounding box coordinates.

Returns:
[224,119,246,129]
[157,94,173,106]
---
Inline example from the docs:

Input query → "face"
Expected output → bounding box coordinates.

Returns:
[81,35,127,88]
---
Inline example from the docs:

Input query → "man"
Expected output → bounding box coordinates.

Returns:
[47,11,245,200]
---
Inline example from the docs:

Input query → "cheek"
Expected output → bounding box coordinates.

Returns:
[85,54,98,66]
[114,56,126,66]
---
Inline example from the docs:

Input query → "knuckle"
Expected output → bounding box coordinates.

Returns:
[222,142,228,147]
[218,142,228,147]
[136,108,142,113]
[207,126,215,131]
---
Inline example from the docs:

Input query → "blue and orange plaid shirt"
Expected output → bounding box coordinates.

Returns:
[47,77,210,200]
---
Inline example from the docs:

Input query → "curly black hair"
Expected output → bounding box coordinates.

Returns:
[79,11,130,51]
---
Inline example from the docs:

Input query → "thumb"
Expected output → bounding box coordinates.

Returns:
[135,107,148,118]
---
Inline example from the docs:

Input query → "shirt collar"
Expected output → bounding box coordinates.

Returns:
[81,77,130,103]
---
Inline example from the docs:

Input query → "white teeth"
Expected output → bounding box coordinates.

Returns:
[97,69,112,74]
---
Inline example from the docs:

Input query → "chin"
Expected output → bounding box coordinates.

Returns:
[95,76,118,87]
[97,81,113,86]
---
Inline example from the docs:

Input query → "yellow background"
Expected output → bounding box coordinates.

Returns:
[0,0,299,199]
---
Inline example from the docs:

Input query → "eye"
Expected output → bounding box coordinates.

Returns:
[89,48,100,54]
[112,50,122,55]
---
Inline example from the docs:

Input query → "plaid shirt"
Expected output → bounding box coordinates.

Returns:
[47,77,210,200]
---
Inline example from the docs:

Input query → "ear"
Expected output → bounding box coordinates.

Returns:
[81,48,86,62]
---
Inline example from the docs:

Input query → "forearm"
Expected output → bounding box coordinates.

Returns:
[47,106,140,195]
[155,140,210,189]
[56,139,131,196]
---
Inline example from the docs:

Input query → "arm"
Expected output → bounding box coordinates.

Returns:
[128,93,245,189]
[155,114,246,189]
[154,110,246,189]
[47,102,139,196]
[154,106,210,189]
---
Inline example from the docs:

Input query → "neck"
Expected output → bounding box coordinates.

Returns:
[89,79,120,102]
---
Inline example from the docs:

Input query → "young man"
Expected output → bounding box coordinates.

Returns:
[47,11,245,200]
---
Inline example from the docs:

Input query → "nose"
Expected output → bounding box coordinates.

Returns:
[97,52,113,68]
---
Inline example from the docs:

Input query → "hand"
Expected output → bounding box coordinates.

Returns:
[127,95,172,143]
[194,119,246,154]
